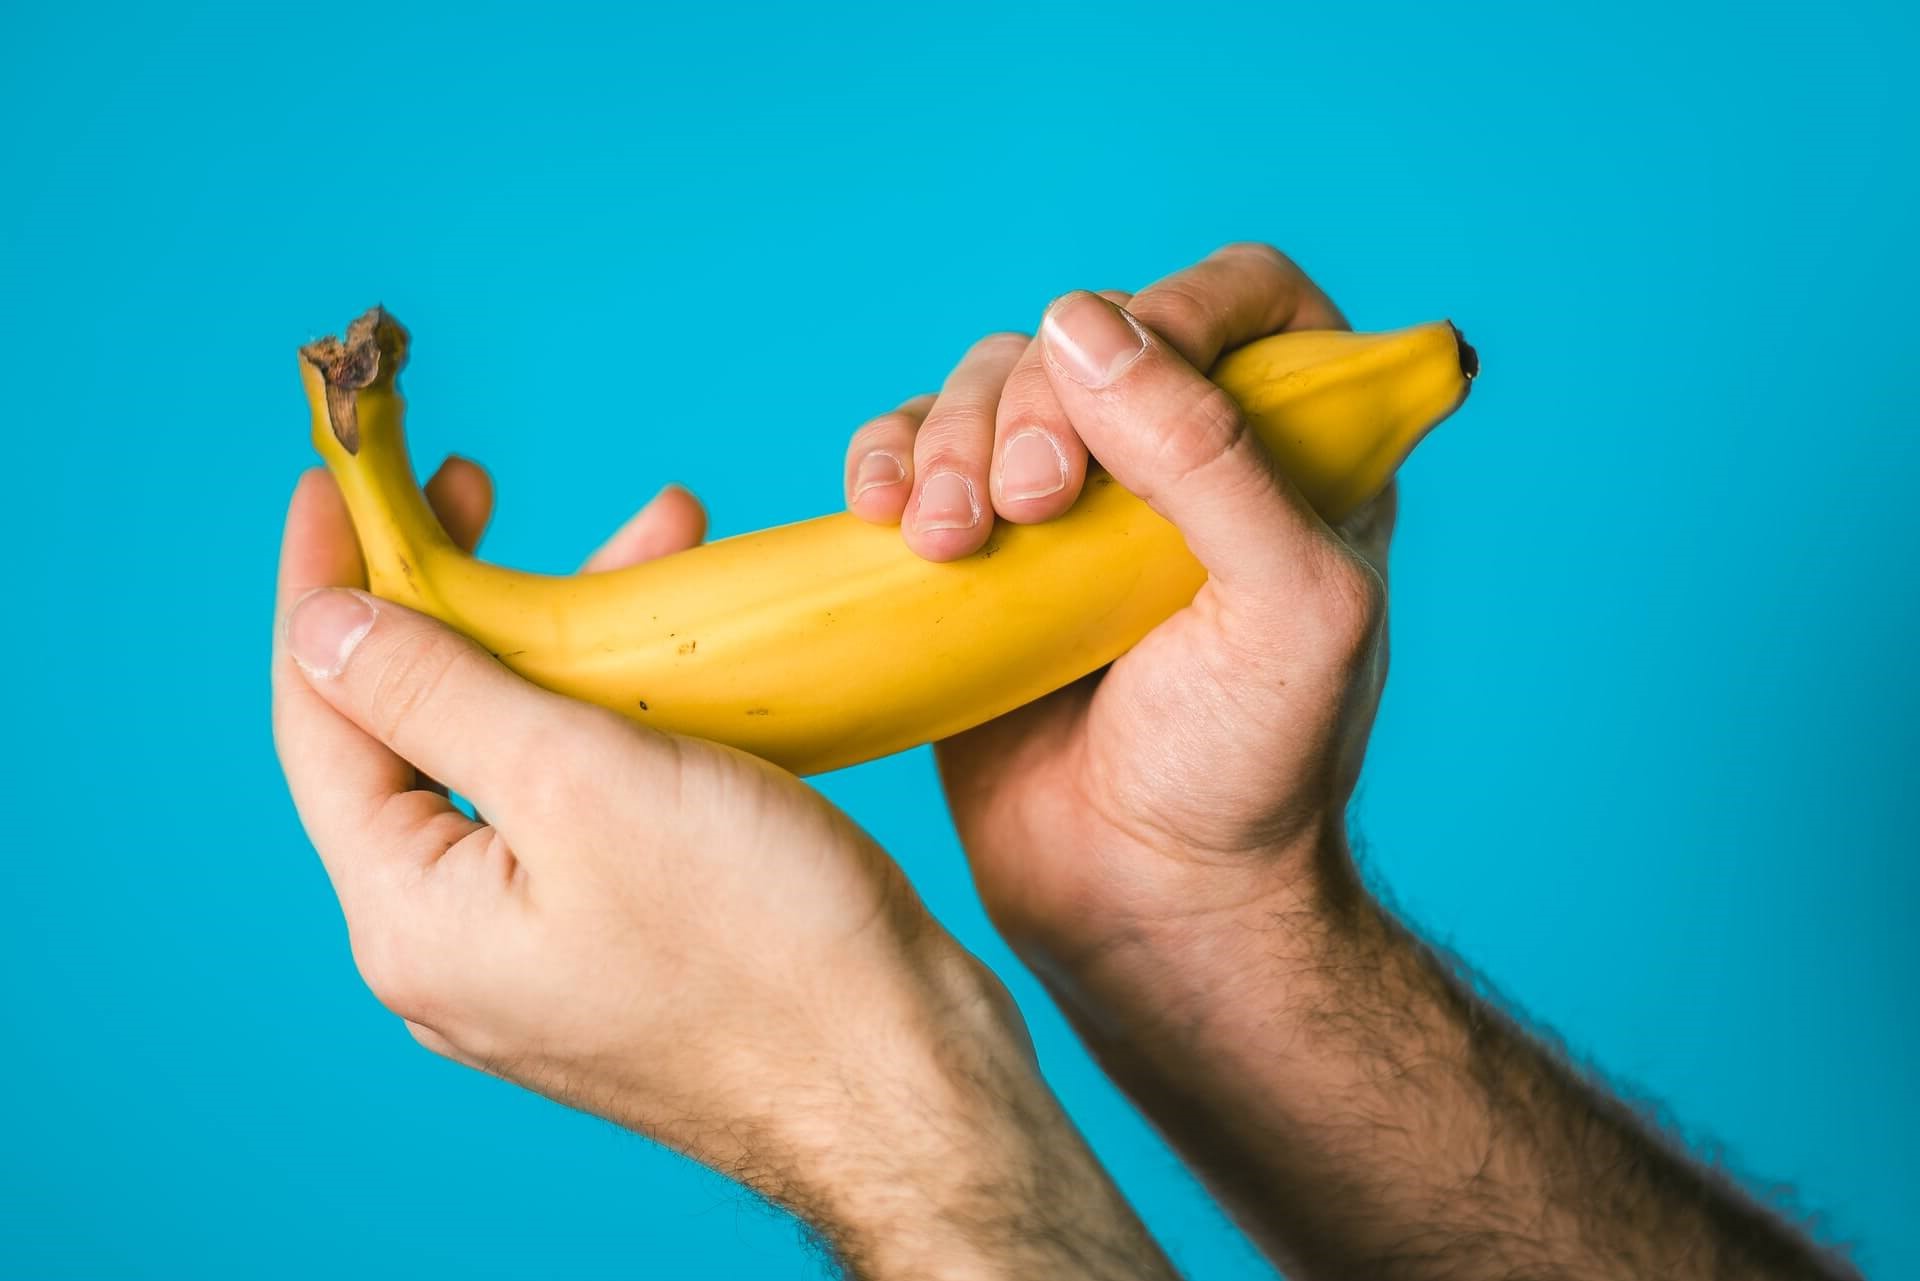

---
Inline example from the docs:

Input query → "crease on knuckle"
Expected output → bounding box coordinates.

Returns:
[1129,278,1215,346]
[911,440,987,481]
[365,630,473,746]
[850,410,919,451]
[921,387,999,432]
[1001,355,1057,393]
[914,409,997,466]
[1215,242,1311,329]
[1152,382,1250,490]
[390,801,485,870]
[995,364,1064,423]
[1308,548,1387,659]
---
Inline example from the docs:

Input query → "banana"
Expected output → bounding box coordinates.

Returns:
[297,309,1474,774]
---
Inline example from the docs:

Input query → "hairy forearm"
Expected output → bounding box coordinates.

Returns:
[801,1078,1178,1280]
[748,957,1181,1281]
[1048,840,1855,1281]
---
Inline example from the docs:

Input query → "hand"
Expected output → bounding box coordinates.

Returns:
[839,251,1864,1281]
[272,461,1175,1279]
[843,243,1387,983]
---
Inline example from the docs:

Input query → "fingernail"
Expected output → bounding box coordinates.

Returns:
[1042,292,1147,388]
[914,471,979,532]
[999,430,1067,502]
[852,450,907,499]
[287,589,375,679]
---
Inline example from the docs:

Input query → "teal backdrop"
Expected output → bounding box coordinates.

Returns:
[3,1,1913,1276]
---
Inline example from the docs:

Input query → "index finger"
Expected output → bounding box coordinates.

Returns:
[1127,242,1350,369]
[989,245,1348,523]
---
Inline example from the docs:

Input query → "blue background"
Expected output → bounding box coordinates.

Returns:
[3,1,1913,1276]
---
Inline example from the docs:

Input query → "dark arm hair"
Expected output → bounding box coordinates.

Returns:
[1049,836,1860,1280]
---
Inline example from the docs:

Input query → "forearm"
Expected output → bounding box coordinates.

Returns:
[1047,836,1855,1281]
[742,955,1181,1281]
[797,1073,1177,1280]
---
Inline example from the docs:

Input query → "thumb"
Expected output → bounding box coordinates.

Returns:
[283,587,575,815]
[1037,290,1342,604]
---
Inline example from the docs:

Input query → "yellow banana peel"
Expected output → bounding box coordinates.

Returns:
[298,309,1473,774]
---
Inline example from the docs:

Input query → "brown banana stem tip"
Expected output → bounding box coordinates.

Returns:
[298,307,411,455]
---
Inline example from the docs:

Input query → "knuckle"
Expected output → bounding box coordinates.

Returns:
[364,629,475,744]
[850,408,920,450]
[403,1021,445,1054]
[921,391,996,430]
[350,919,433,1022]
[1129,279,1214,345]
[967,330,1030,360]
[401,1019,473,1065]
[995,359,1061,413]
[911,444,983,484]
[915,401,996,456]
[1154,381,1249,485]
[1213,240,1293,270]
[515,707,628,817]
[1307,550,1386,657]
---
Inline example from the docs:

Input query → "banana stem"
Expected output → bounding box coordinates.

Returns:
[298,309,455,609]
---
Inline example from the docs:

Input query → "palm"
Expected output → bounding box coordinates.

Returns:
[937,597,1269,957]
[936,486,1395,964]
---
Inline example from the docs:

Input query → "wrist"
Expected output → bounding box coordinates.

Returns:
[772,946,1169,1279]
[1035,823,1391,1071]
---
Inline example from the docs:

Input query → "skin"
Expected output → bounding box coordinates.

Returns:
[836,244,1860,1279]
[272,470,1177,1280]
[275,243,1858,1279]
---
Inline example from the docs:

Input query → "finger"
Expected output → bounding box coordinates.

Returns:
[414,455,501,800]
[1128,242,1349,372]
[1123,246,1400,592]
[422,455,494,554]
[988,333,1091,524]
[272,471,477,894]
[904,333,1028,561]
[581,484,708,573]
[991,243,1345,528]
[282,585,615,827]
[845,394,934,524]
[1037,291,1345,605]
[987,291,1133,525]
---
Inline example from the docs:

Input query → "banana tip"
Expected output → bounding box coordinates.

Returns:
[1447,321,1479,382]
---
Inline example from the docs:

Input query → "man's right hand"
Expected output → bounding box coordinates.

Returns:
[841,243,1389,1010]
[841,248,1856,1280]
